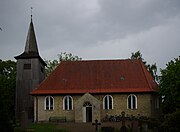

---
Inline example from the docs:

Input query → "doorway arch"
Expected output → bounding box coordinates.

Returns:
[75,93,101,123]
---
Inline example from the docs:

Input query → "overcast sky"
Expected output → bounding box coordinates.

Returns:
[0,0,180,71]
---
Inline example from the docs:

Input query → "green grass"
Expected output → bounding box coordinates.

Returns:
[14,123,69,132]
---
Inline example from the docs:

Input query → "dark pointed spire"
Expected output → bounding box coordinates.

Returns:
[23,7,39,55]
[15,16,39,59]
[15,13,46,66]
[24,17,39,55]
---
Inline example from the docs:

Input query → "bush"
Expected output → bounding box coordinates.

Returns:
[162,110,180,132]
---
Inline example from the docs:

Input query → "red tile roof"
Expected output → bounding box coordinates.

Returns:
[31,59,158,95]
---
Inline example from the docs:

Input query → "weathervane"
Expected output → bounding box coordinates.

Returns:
[31,7,33,21]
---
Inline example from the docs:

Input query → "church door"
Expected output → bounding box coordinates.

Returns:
[86,107,92,122]
[82,102,92,122]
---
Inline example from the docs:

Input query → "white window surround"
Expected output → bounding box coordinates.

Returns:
[63,95,73,110]
[44,96,54,110]
[103,95,114,109]
[127,94,137,109]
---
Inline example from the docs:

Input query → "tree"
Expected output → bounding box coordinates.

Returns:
[163,110,180,132]
[131,51,158,81]
[0,59,16,131]
[45,52,82,76]
[131,51,143,60]
[159,57,180,114]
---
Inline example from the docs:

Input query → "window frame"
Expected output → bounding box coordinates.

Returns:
[24,63,31,69]
[103,95,113,110]
[155,96,160,109]
[127,94,137,109]
[63,95,73,110]
[44,96,54,110]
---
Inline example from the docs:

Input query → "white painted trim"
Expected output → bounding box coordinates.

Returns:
[44,96,54,110]
[82,106,86,123]
[127,94,137,109]
[63,95,73,110]
[103,95,113,109]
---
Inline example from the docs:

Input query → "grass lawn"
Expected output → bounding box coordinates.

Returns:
[14,123,69,132]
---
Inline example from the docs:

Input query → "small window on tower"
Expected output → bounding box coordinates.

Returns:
[41,66,44,73]
[24,64,31,69]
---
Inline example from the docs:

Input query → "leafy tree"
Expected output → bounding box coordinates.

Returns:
[131,51,158,81]
[0,59,16,131]
[45,52,82,76]
[131,51,144,60]
[45,59,59,77]
[163,110,180,132]
[159,57,180,114]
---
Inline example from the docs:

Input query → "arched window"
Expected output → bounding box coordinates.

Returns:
[63,96,73,110]
[127,94,137,109]
[44,96,54,110]
[103,95,113,109]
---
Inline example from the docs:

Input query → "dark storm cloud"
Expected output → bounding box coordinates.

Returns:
[0,0,180,70]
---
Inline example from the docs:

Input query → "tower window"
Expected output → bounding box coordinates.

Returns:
[155,96,160,109]
[24,64,31,69]
[41,66,44,73]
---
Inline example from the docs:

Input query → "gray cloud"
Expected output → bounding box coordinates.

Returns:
[0,0,180,71]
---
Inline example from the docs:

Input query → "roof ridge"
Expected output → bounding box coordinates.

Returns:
[62,59,135,63]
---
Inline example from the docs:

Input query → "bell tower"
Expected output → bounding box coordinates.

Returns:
[14,16,46,122]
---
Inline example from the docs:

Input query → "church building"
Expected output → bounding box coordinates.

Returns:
[31,59,160,123]
[15,18,160,123]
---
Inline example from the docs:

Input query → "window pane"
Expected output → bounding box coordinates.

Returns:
[109,96,112,109]
[50,97,53,110]
[41,67,44,73]
[46,98,49,110]
[24,64,31,69]
[155,97,159,108]
[69,97,72,110]
[128,96,131,109]
[105,97,108,109]
[132,96,136,109]
[65,97,68,110]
